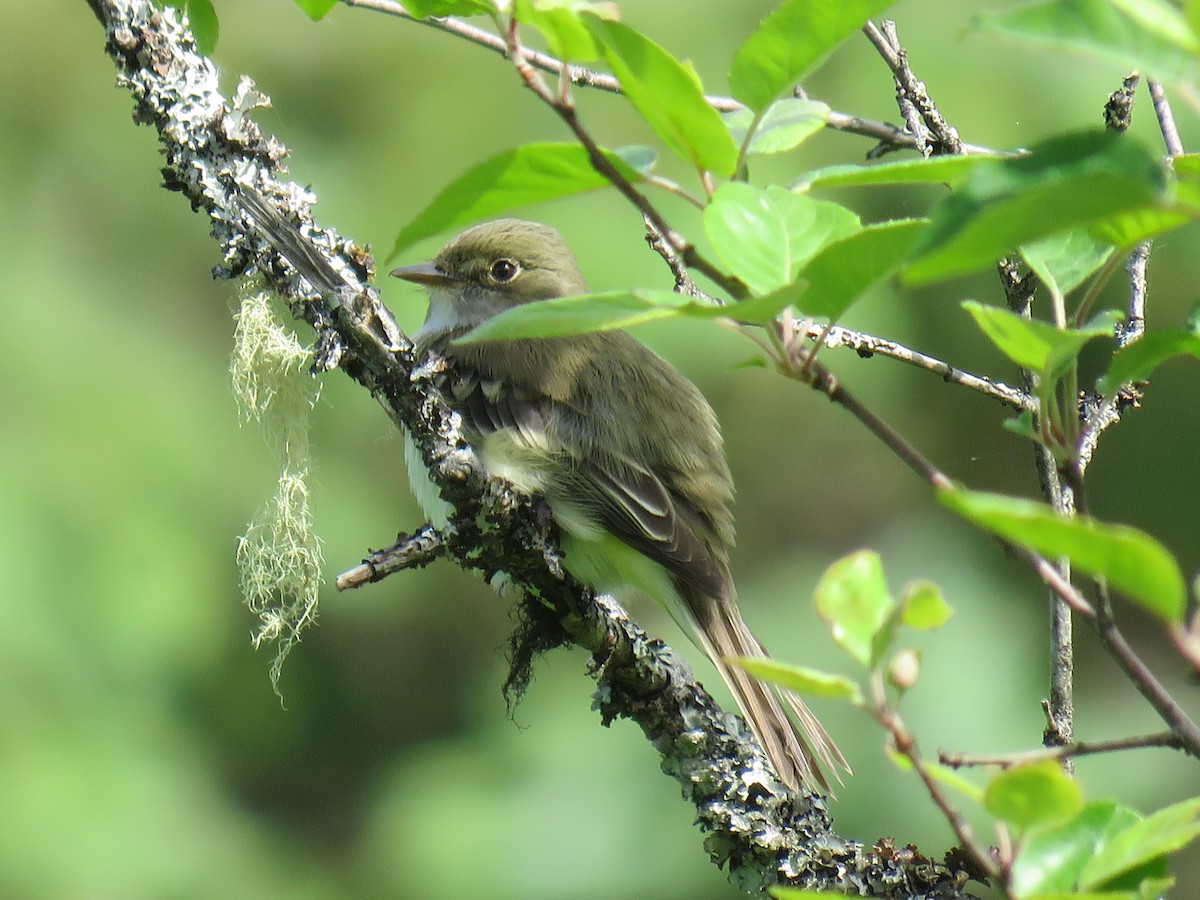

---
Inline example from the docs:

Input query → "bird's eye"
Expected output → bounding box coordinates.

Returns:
[489,258,519,283]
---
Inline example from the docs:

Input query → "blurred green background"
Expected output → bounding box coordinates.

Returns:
[4,1,1200,897]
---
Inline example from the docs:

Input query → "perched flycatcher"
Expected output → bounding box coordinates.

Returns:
[391,219,847,791]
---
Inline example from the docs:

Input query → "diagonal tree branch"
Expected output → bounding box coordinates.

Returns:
[82,1,979,896]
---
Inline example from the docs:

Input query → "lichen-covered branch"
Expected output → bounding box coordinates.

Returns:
[82,1,979,895]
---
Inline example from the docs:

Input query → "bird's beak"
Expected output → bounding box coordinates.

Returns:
[389,261,457,288]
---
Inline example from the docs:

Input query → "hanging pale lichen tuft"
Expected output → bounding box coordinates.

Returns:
[231,282,323,697]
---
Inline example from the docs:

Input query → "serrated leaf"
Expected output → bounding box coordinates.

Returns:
[730,0,899,111]
[939,488,1186,621]
[1021,230,1115,306]
[1080,797,1200,890]
[905,131,1167,284]
[290,0,337,20]
[734,657,863,704]
[985,759,1084,831]
[1013,801,1142,896]
[901,580,953,630]
[703,212,913,327]
[513,0,617,61]
[585,17,738,176]
[963,302,1122,383]
[797,218,926,320]
[797,154,1003,190]
[814,551,895,668]
[1099,330,1200,394]
[710,216,917,327]
[704,183,859,296]
[455,289,692,343]
[389,143,649,259]
[184,0,218,53]
[976,0,1200,96]
[724,98,830,156]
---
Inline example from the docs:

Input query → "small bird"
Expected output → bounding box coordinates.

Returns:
[391,219,847,791]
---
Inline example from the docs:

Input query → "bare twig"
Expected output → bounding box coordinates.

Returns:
[797,321,1034,411]
[1149,80,1185,158]
[1015,540,1200,759]
[335,524,445,590]
[642,216,708,300]
[872,679,1001,886]
[862,20,963,156]
[502,19,747,298]
[344,0,999,156]
[941,730,1185,769]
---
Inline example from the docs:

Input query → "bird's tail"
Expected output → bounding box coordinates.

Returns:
[690,597,850,793]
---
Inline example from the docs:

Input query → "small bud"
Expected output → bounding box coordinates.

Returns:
[887,649,921,692]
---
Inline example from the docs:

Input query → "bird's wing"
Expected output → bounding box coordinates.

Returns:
[441,355,729,600]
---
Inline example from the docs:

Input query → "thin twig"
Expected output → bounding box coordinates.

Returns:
[873,680,1001,885]
[642,216,707,299]
[1149,80,1185,158]
[1016,542,1200,759]
[502,18,746,298]
[862,20,963,155]
[940,730,1185,769]
[343,0,999,156]
[797,321,1034,411]
[335,524,445,590]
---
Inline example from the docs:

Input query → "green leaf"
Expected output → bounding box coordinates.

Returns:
[900,580,953,630]
[585,17,738,176]
[796,218,927,320]
[770,889,843,900]
[1110,0,1200,50]
[939,488,1186,621]
[184,0,218,53]
[730,0,899,111]
[1013,801,1142,896]
[388,143,650,258]
[1089,205,1195,249]
[454,289,693,343]
[513,0,617,61]
[403,0,495,16]
[905,131,1167,284]
[1003,408,1039,443]
[1099,330,1200,394]
[887,751,985,803]
[1021,230,1115,307]
[814,551,895,668]
[724,98,830,157]
[734,657,863,704]
[726,219,921,328]
[985,759,1084,831]
[1080,798,1200,890]
[797,154,1004,190]
[704,183,859,296]
[976,0,1200,95]
[963,302,1121,383]
[290,0,337,20]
